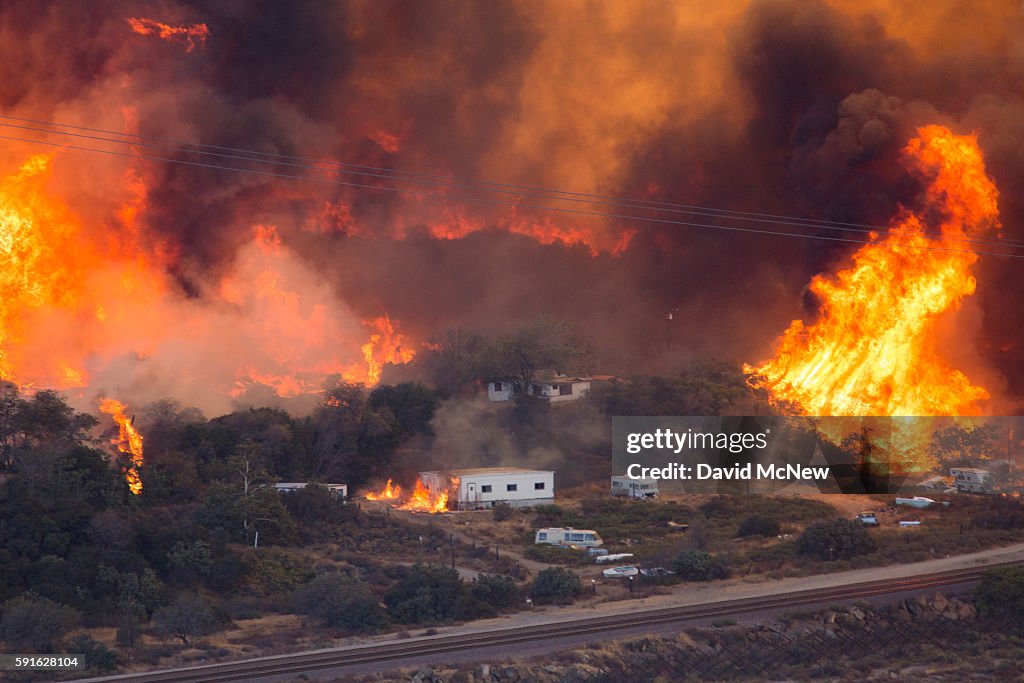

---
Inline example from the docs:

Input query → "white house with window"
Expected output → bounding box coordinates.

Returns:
[949,467,994,493]
[419,467,555,510]
[486,374,594,403]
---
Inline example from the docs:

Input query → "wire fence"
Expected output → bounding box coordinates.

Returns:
[573,612,1023,682]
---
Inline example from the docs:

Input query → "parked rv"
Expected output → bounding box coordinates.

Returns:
[610,475,659,499]
[534,527,603,548]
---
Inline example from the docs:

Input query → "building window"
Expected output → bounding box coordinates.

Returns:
[559,384,572,396]
[481,485,492,493]
[538,532,547,540]
[534,482,545,490]
[507,484,518,492]
[493,382,502,391]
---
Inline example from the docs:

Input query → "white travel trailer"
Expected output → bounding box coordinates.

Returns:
[610,475,659,499]
[420,467,555,510]
[534,527,603,548]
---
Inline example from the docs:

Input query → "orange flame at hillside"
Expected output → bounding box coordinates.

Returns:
[348,316,415,386]
[423,205,633,256]
[747,126,999,419]
[365,478,402,500]
[0,153,414,412]
[128,17,210,52]
[99,398,144,494]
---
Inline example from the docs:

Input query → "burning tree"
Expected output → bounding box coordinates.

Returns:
[98,398,144,495]
[479,315,592,397]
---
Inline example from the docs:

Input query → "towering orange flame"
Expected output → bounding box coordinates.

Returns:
[127,17,210,52]
[0,154,94,389]
[99,398,144,494]
[747,125,999,418]
[365,478,402,500]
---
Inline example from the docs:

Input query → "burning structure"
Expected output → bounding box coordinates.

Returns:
[420,467,555,510]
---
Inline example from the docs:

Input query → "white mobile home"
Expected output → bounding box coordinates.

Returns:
[420,467,555,510]
[611,475,659,499]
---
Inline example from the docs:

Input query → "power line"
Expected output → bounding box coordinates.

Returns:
[3,113,1019,250]
[2,129,1022,260]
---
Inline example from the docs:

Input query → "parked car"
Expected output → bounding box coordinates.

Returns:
[602,565,639,579]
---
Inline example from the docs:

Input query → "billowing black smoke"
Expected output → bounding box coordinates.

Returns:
[3,0,1023,399]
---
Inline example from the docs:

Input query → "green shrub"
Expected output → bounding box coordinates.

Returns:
[796,519,875,561]
[974,566,1024,620]
[67,634,120,673]
[0,592,80,652]
[736,515,781,538]
[291,573,388,632]
[385,564,470,624]
[492,502,514,522]
[531,568,582,605]
[523,544,585,565]
[470,574,519,610]
[672,549,729,581]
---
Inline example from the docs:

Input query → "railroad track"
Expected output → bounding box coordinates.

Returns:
[75,560,1017,683]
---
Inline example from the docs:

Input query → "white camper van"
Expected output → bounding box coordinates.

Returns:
[534,527,603,548]
[610,475,659,499]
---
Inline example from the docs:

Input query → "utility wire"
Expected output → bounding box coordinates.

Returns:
[2,129,1023,260]
[3,113,1018,250]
